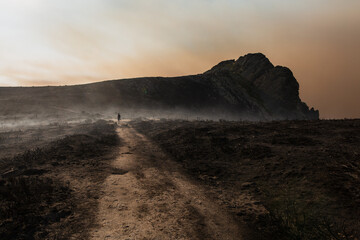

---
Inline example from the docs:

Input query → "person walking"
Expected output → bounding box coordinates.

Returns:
[117,113,121,123]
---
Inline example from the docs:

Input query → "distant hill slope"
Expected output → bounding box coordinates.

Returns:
[0,53,318,120]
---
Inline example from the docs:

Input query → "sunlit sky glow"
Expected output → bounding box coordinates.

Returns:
[0,0,359,118]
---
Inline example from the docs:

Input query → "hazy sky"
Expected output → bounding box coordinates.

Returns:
[0,0,359,118]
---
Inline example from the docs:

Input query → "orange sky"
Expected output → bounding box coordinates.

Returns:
[0,0,359,118]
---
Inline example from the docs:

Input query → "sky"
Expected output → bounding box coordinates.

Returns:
[0,0,359,119]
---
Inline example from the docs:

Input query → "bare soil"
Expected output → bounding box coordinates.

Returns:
[91,122,247,239]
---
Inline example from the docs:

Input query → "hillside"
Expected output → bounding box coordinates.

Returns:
[0,53,318,121]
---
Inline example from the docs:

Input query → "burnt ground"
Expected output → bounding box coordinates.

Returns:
[132,119,360,240]
[0,120,119,240]
[1,118,359,240]
[0,119,109,159]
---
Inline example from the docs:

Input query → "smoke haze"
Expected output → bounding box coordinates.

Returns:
[0,0,359,118]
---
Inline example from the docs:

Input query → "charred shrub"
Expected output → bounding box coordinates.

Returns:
[0,176,73,240]
[259,189,358,240]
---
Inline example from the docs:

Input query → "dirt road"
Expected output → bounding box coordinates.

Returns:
[90,122,245,240]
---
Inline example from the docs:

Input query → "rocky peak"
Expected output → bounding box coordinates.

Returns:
[205,53,274,78]
[204,53,319,119]
[205,59,235,74]
[233,53,274,81]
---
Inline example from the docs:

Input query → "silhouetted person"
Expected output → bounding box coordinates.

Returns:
[117,113,121,123]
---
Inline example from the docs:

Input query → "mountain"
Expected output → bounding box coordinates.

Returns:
[0,53,318,121]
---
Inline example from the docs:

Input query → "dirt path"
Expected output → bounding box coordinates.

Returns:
[90,122,245,240]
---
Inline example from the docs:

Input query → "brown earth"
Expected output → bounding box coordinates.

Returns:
[91,122,248,240]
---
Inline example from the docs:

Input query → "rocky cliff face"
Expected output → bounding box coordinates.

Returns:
[0,53,319,120]
[204,53,319,120]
